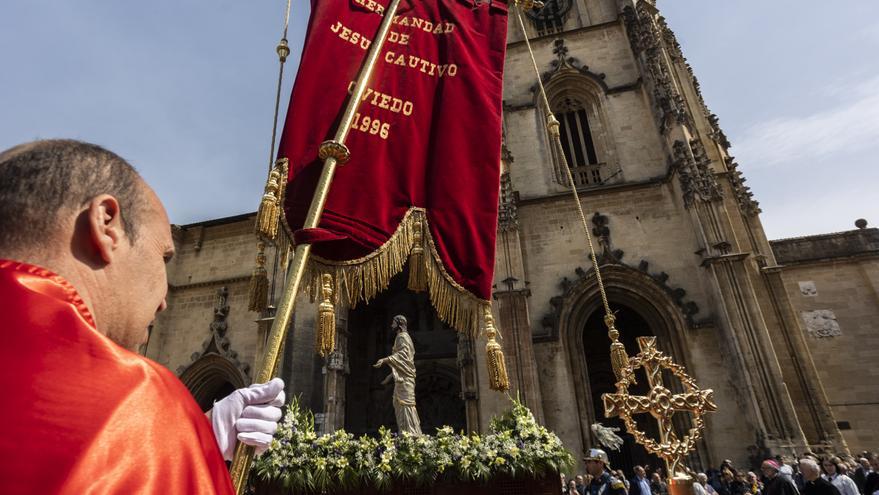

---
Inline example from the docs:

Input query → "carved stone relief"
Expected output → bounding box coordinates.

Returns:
[498,171,519,232]
[537,259,702,342]
[798,281,818,297]
[672,140,723,208]
[801,310,841,338]
[177,286,251,379]
[724,156,761,216]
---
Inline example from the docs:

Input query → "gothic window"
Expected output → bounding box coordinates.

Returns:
[527,0,573,36]
[555,96,603,186]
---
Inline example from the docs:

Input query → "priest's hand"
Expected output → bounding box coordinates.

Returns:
[373,358,386,368]
[209,377,285,461]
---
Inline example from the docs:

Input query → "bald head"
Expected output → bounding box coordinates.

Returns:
[799,458,820,481]
[0,139,174,351]
[0,139,144,255]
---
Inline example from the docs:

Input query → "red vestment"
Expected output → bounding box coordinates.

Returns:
[0,260,234,494]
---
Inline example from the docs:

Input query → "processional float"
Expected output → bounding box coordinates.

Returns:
[232,1,717,493]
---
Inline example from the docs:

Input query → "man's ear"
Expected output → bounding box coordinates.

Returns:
[87,194,126,264]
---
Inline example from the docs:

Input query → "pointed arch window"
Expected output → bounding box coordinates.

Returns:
[553,96,603,187]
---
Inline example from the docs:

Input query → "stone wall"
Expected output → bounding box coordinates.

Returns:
[772,228,879,452]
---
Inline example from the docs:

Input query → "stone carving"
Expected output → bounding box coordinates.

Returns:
[177,286,251,378]
[673,140,723,208]
[536,38,608,90]
[374,315,422,434]
[723,156,761,216]
[327,349,349,373]
[498,171,519,232]
[537,262,701,342]
[798,281,818,297]
[590,212,623,263]
[623,6,689,134]
[802,310,841,338]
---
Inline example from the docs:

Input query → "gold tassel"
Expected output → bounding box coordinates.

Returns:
[407,216,427,292]
[484,306,510,392]
[247,242,269,312]
[606,314,635,384]
[316,273,336,357]
[254,159,288,241]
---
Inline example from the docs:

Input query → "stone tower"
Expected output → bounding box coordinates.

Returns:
[496,0,846,468]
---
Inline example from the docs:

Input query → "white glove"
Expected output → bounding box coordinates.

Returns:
[210,377,285,461]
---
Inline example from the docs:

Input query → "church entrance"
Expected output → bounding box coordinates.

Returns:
[583,303,663,475]
[345,270,467,436]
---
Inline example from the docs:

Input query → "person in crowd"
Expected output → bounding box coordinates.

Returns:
[797,455,822,493]
[651,472,669,495]
[853,457,871,494]
[823,456,860,495]
[747,471,763,495]
[569,480,582,495]
[779,464,798,492]
[630,465,652,495]
[576,475,587,495]
[694,473,711,495]
[801,458,842,495]
[617,470,631,491]
[718,466,749,495]
[562,473,569,495]
[762,459,799,495]
[583,449,627,495]
[0,139,285,494]
[863,454,879,495]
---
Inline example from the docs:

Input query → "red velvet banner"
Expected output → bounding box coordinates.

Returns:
[279,0,508,314]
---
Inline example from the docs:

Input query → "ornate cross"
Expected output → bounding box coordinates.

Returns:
[602,336,717,474]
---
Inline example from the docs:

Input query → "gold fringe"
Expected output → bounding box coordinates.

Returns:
[299,208,488,338]
[255,159,288,241]
[606,314,635,384]
[247,242,269,312]
[407,217,427,292]
[484,307,510,392]
[316,274,336,357]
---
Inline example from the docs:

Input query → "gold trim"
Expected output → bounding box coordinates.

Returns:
[299,207,489,337]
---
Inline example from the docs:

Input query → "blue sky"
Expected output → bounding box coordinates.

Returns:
[1,1,877,239]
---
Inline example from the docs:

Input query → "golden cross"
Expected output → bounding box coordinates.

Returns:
[602,336,717,474]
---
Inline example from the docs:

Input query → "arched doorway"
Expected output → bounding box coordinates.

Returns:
[558,264,705,472]
[583,302,662,475]
[180,354,248,412]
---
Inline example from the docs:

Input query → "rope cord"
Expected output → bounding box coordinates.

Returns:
[512,1,612,318]
[269,0,293,302]
[268,0,293,173]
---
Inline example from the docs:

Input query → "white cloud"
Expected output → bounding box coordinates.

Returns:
[731,75,879,169]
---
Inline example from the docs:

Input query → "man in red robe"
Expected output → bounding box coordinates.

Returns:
[0,140,283,494]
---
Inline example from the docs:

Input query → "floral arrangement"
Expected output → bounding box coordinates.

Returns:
[253,397,574,493]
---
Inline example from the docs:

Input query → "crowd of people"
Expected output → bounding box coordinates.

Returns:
[561,452,879,495]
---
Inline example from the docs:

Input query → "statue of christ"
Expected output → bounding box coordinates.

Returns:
[373,315,422,435]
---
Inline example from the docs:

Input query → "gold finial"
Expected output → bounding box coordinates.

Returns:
[276,38,290,62]
[318,140,351,164]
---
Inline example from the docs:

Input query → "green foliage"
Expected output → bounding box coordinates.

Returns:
[253,396,574,493]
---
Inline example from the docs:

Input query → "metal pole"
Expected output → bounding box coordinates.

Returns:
[229,1,404,491]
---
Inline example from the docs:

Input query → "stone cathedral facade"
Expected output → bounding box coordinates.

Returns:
[146,0,879,472]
